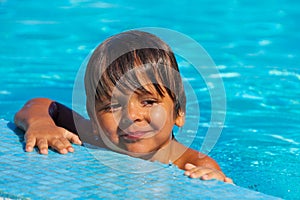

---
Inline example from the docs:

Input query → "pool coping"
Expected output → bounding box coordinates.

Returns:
[0,119,281,199]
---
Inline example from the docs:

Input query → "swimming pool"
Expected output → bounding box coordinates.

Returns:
[0,0,299,199]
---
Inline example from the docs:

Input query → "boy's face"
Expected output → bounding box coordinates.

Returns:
[95,84,184,156]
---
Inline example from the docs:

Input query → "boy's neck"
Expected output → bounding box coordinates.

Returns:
[149,139,187,165]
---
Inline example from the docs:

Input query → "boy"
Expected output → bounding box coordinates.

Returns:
[14,30,232,183]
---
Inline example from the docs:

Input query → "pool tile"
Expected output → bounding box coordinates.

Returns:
[0,119,281,199]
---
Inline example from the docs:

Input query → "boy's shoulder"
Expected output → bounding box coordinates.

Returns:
[173,141,220,170]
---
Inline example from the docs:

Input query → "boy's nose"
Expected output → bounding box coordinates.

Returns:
[126,100,144,122]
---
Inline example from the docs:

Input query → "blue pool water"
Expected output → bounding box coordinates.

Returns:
[0,0,299,199]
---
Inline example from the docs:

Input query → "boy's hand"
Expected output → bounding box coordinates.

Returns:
[25,121,82,155]
[184,163,233,183]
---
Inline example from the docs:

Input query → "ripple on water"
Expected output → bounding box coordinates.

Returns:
[269,69,300,80]
[269,134,299,145]
[0,90,11,95]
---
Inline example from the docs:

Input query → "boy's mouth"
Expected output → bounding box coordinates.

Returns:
[120,131,154,141]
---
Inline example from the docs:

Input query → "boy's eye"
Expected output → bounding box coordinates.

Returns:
[141,99,158,107]
[103,103,122,112]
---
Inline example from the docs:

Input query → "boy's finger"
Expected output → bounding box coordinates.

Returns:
[224,177,234,184]
[25,135,36,152]
[64,130,82,145]
[184,163,199,176]
[189,168,213,179]
[50,139,68,154]
[59,137,74,153]
[71,135,82,145]
[201,170,225,181]
[36,138,49,155]
[184,163,196,170]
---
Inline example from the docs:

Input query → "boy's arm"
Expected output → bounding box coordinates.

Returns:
[14,98,53,132]
[14,98,82,154]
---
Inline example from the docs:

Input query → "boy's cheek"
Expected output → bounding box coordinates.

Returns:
[96,118,119,141]
[149,104,167,130]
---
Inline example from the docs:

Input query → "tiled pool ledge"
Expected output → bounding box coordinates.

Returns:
[0,119,280,200]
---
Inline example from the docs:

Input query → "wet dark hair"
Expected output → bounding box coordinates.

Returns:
[85,30,186,119]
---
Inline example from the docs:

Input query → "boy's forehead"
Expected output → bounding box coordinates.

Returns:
[111,66,165,92]
[96,83,165,103]
[114,83,162,97]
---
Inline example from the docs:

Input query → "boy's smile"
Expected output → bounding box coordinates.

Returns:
[119,129,155,141]
[95,85,184,156]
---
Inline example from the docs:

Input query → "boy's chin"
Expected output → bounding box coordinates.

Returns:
[117,147,157,160]
[127,151,156,160]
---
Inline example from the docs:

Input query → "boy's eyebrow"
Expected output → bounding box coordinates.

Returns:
[134,85,157,96]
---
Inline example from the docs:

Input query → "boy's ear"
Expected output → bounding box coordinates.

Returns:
[175,111,185,127]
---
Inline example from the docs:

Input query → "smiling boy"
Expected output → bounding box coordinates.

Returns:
[14,30,232,183]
